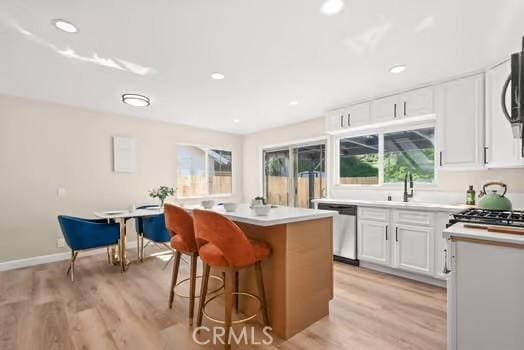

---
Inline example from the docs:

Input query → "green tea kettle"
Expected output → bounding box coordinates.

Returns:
[478,182,512,211]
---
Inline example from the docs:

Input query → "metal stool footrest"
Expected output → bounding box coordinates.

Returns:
[202,291,263,325]
[174,275,224,298]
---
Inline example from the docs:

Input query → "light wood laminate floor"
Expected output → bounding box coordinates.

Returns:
[0,250,446,350]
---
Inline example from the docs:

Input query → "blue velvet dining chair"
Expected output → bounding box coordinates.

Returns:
[135,205,173,268]
[57,215,120,281]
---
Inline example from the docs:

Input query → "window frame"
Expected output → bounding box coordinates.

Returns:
[334,121,438,189]
[176,143,234,199]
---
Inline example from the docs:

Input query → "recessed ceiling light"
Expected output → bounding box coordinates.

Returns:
[233,119,240,123]
[320,0,344,16]
[122,93,150,107]
[211,72,225,80]
[52,19,78,33]
[289,101,298,106]
[390,65,406,74]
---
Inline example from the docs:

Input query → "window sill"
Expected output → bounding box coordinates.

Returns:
[334,183,439,191]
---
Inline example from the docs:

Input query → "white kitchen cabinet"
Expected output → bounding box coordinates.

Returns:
[358,219,390,266]
[325,108,346,133]
[346,102,371,127]
[485,61,524,168]
[447,239,524,350]
[436,73,485,169]
[372,94,401,122]
[393,224,434,275]
[402,86,435,118]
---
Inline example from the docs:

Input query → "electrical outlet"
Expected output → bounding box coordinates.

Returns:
[57,238,66,248]
[57,187,66,197]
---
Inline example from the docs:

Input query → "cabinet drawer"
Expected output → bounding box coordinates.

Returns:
[394,210,434,226]
[358,207,389,221]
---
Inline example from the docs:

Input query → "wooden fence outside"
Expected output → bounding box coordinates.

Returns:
[177,175,232,197]
[266,176,326,208]
[339,176,378,185]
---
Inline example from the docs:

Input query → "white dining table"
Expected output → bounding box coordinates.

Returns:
[94,207,163,271]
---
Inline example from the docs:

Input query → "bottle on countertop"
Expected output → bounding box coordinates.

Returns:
[466,185,476,205]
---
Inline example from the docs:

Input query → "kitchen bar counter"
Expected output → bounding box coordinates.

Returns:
[185,204,336,339]
[184,203,337,226]
[313,198,469,212]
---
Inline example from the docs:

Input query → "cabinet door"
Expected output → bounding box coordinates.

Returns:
[402,86,435,118]
[394,224,434,275]
[437,74,485,169]
[358,219,390,265]
[325,108,346,133]
[346,102,371,127]
[372,94,401,122]
[485,62,524,167]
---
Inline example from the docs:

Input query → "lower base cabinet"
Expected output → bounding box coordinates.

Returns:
[357,207,451,280]
[358,219,390,265]
[394,224,434,276]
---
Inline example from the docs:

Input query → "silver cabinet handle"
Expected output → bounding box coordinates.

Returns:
[403,101,407,116]
[394,104,397,118]
[443,249,451,274]
[347,113,351,127]
[385,225,388,240]
[395,227,399,242]
[340,115,344,128]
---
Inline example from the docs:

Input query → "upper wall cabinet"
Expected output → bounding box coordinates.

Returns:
[372,87,435,123]
[436,73,485,170]
[325,102,371,133]
[485,62,524,168]
[403,86,435,118]
[372,94,402,122]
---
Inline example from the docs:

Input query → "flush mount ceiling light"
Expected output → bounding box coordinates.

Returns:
[289,101,299,106]
[52,19,78,33]
[390,65,406,74]
[211,72,225,80]
[233,119,240,123]
[122,93,150,107]
[320,0,344,16]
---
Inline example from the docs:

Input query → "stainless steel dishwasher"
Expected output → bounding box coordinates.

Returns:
[317,203,358,265]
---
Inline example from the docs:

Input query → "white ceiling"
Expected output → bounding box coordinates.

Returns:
[1,0,524,134]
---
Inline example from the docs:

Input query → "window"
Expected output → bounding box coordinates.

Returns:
[384,128,435,184]
[177,145,232,198]
[339,135,379,185]
[337,126,435,186]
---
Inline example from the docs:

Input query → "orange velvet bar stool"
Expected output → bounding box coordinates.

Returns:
[193,209,271,349]
[164,203,200,325]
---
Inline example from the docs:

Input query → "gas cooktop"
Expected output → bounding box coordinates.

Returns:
[450,208,524,228]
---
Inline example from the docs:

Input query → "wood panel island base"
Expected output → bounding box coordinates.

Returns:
[185,204,336,340]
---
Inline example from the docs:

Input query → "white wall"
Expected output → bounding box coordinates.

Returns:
[0,95,243,262]
[242,117,524,204]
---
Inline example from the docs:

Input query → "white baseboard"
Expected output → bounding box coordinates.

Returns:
[0,241,138,272]
[360,261,447,288]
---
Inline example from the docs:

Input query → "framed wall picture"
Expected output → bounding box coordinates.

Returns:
[113,136,136,173]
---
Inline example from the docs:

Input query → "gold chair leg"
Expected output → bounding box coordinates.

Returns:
[106,247,111,264]
[255,261,270,326]
[234,271,239,312]
[188,253,198,326]
[169,251,181,309]
[137,232,141,262]
[224,268,234,350]
[196,262,210,328]
[68,250,78,282]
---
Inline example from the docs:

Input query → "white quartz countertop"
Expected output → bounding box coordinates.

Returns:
[184,204,337,227]
[444,222,524,245]
[312,198,470,212]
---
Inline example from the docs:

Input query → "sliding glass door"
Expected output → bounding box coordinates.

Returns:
[264,149,291,206]
[264,142,326,208]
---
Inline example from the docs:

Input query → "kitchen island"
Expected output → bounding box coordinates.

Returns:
[185,204,337,339]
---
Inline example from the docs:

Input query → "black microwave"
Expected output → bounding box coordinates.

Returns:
[502,36,524,154]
